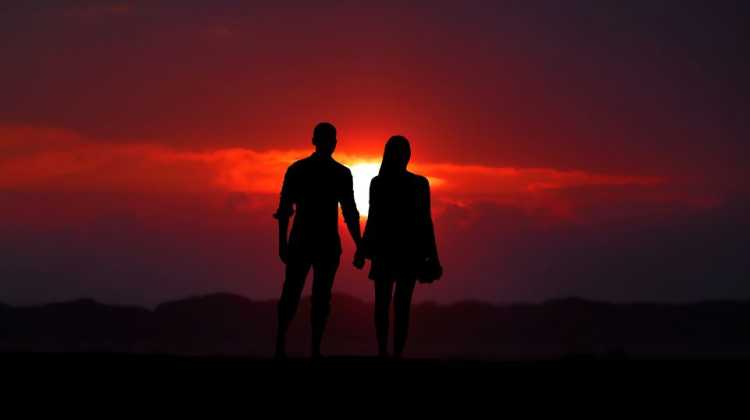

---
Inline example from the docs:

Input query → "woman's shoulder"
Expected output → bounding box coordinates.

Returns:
[371,172,429,190]
[406,172,430,188]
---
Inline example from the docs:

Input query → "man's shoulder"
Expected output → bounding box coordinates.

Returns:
[287,156,313,173]
[287,156,351,178]
[330,159,352,176]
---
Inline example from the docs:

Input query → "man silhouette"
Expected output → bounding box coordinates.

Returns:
[273,122,361,359]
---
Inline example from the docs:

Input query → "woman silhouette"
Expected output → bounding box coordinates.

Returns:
[354,135,441,358]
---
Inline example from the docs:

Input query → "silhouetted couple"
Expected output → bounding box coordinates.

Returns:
[273,122,442,359]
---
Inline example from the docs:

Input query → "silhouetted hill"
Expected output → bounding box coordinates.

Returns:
[1,293,749,358]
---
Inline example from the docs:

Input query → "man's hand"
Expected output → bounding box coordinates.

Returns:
[279,241,288,264]
[353,249,365,270]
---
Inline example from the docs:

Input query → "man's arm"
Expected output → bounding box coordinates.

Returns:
[276,216,290,264]
[340,169,362,252]
[273,168,294,264]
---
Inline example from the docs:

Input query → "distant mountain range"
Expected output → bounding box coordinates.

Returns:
[2,293,749,359]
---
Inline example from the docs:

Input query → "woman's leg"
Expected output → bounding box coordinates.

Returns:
[393,277,417,358]
[374,279,394,357]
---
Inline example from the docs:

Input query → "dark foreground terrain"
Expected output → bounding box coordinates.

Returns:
[2,292,750,359]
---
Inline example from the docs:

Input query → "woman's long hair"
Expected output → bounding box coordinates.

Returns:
[379,135,411,176]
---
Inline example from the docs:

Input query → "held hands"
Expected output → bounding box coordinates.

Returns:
[279,241,288,264]
[353,248,366,270]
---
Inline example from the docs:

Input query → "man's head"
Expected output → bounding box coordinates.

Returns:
[312,122,337,156]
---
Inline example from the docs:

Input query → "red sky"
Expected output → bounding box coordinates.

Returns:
[1,1,748,305]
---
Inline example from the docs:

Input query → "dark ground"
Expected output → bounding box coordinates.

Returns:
[2,352,746,407]
[4,351,748,375]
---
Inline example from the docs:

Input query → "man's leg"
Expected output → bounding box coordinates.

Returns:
[310,256,340,358]
[276,256,311,358]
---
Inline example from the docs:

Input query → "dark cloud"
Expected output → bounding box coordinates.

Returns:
[0,191,281,306]
[1,188,746,306]
[419,194,750,303]
[0,1,746,176]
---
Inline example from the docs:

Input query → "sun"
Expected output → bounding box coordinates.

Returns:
[349,162,379,217]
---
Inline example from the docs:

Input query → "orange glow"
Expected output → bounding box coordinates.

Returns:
[349,161,379,216]
[0,125,680,223]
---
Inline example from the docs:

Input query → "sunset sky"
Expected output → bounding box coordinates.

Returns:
[1,1,748,306]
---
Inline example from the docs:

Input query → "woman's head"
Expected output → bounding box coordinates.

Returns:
[379,135,411,176]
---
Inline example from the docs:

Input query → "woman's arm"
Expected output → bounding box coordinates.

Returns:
[420,177,439,262]
[359,177,379,260]
[340,168,361,250]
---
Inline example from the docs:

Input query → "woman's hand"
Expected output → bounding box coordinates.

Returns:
[353,249,366,269]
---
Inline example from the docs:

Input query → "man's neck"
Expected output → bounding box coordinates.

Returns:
[312,151,333,159]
